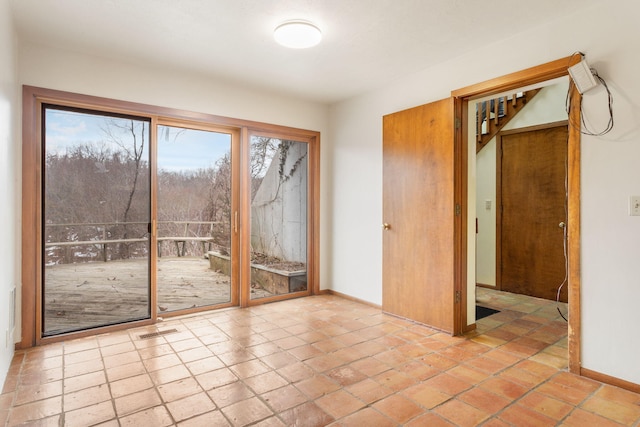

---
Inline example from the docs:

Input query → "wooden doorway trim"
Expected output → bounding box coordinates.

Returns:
[451,55,582,374]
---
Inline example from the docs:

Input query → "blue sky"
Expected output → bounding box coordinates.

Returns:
[45,109,231,172]
[157,125,231,172]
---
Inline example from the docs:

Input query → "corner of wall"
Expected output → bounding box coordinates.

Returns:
[0,0,19,390]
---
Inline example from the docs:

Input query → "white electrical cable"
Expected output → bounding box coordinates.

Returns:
[566,63,614,137]
[556,158,569,321]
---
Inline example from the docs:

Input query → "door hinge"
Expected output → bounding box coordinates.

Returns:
[455,204,461,216]
[455,290,461,304]
[455,117,461,129]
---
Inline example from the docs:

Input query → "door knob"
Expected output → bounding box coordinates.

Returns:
[382,223,391,230]
[559,222,566,228]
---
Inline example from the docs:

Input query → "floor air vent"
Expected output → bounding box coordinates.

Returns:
[139,328,179,339]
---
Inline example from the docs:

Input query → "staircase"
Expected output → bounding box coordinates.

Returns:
[476,89,541,153]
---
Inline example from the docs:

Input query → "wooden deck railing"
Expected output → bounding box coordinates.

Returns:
[44,221,219,261]
[156,221,218,257]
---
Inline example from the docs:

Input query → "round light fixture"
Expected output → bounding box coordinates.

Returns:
[274,20,322,49]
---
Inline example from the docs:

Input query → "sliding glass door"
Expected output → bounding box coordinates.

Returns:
[156,124,236,312]
[32,91,317,341]
[42,107,151,335]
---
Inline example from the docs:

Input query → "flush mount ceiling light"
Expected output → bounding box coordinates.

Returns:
[274,20,322,49]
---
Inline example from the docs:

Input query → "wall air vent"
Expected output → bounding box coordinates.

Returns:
[138,328,179,340]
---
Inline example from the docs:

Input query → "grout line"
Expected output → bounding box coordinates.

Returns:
[5,292,639,426]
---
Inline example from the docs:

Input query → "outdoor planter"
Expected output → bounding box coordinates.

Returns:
[207,251,307,294]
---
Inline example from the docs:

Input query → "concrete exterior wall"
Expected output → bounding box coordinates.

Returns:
[251,141,308,263]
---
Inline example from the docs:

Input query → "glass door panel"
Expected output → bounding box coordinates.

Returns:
[43,107,151,336]
[157,125,233,312]
[249,136,308,300]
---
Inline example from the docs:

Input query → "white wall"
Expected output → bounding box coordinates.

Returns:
[475,80,570,287]
[475,134,497,286]
[329,0,640,385]
[19,43,329,133]
[0,0,18,389]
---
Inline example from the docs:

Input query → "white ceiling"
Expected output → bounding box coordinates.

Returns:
[10,0,596,104]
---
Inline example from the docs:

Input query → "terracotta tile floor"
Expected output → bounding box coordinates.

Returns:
[2,289,640,426]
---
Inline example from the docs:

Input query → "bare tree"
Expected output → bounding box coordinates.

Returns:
[203,154,232,254]
[45,137,152,260]
[101,119,149,258]
[250,137,279,200]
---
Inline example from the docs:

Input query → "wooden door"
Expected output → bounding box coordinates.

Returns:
[382,98,458,334]
[499,123,568,301]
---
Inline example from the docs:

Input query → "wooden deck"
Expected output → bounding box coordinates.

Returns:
[43,257,271,334]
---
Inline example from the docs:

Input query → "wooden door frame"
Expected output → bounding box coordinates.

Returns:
[452,55,582,373]
[495,121,569,293]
